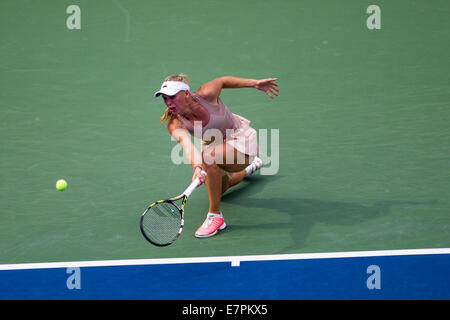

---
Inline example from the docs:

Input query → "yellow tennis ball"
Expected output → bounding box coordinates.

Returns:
[56,179,68,191]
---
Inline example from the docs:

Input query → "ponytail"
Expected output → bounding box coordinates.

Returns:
[159,108,173,123]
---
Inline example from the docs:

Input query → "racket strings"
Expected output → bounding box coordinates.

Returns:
[141,202,182,245]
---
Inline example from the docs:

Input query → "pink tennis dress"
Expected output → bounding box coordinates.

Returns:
[177,93,259,157]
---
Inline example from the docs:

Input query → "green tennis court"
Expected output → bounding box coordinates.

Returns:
[0,0,449,269]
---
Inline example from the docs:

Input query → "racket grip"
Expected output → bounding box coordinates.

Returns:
[184,171,206,198]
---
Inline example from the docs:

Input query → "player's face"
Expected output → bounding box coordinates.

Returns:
[162,91,188,114]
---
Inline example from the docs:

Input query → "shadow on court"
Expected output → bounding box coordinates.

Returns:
[222,175,437,253]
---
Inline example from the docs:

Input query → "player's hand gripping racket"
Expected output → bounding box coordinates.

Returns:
[140,172,206,246]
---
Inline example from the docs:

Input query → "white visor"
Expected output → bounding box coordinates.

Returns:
[153,81,191,98]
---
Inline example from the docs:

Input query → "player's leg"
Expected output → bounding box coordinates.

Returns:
[203,143,250,212]
[195,143,250,238]
[221,171,244,194]
[222,156,263,194]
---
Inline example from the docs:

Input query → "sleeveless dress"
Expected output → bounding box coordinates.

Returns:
[177,93,259,157]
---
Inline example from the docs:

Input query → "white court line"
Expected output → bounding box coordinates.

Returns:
[0,248,449,271]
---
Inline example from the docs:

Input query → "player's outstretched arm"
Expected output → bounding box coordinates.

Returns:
[197,76,279,103]
[168,117,206,185]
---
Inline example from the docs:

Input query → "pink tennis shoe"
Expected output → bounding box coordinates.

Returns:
[195,213,227,238]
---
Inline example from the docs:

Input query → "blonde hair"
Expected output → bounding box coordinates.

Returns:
[159,74,191,123]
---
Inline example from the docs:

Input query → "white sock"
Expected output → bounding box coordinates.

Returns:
[245,163,255,176]
[207,212,223,219]
[245,157,262,177]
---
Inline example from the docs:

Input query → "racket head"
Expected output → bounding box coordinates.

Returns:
[140,199,185,246]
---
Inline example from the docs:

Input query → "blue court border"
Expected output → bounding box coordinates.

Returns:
[1,249,449,299]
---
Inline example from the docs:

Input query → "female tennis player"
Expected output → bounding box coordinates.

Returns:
[154,74,278,238]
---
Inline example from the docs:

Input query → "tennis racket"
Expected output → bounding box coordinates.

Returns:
[140,173,206,246]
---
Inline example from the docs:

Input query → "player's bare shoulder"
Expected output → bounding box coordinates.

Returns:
[195,78,223,105]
